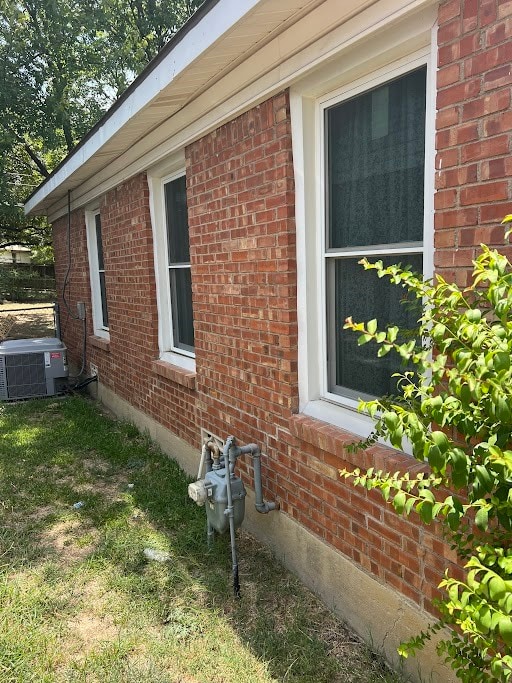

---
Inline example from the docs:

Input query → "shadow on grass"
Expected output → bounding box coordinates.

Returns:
[0,396,403,683]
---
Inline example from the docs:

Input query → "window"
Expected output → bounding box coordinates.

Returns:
[292,38,435,436]
[148,155,195,372]
[86,210,109,339]
[325,67,426,401]
[164,175,194,353]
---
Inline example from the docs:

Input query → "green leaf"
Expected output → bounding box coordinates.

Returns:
[383,412,399,430]
[367,319,377,334]
[478,606,492,632]
[499,617,512,646]
[451,467,468,490]
[465,308,482,323]
[387,326,399,343]
[493,352,510,372]
[418,501,433,524]
[419,488,436,504]
[475,465,494,494]
[489,576,507,601]
[475,507,489,531]
[428,445,446,472]
[431,431,450,453]
[393,491,406,514]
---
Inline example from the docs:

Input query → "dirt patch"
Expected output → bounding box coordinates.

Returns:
[66,613,119,656]
[33,457,129,501]
[0,302,56,339]
[81,456,111,474]
[27,505,56,522]
[63,579,123,660]
[41,519,99,562]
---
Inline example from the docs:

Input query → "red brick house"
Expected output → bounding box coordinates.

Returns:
[25,1,512,680]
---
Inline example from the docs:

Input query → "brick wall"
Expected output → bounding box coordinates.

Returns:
[52,209,91,370]
[186,91,298,486]
[53,173,198,445]
[435,0,512,286]
[52,0,512,623]
[185,91,458,616]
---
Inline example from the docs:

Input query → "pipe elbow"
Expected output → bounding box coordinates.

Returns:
[240,443,260,457]
[255,500,279,514]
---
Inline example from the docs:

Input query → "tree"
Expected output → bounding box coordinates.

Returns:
[342,218,512,682]
[0,0,204,254]
[0,136,51,254]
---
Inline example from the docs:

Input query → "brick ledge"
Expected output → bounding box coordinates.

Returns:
[152,359,196,390]
[289,413,422,474]
[89,335,110,352]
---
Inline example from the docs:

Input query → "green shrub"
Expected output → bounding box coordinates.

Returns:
[342,217,512,682]
[0,264,56,302]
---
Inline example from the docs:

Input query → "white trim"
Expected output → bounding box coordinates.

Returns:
[292,12,436,439]
[148,155,196,372]
[85,209,110,341]
[424,19,438,286]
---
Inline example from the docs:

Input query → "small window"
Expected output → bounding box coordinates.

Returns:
[324,67,426,400]
[164,175,194,353]
[95,214,109,329]
[86,210,109,339]
[148,154,195,372]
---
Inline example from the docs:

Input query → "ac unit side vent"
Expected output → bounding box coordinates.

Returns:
[6,353,47,399]
[0,356,6,398]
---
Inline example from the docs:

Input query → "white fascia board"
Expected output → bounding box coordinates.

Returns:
[25,0,264,216]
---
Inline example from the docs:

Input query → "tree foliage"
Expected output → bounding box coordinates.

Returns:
[0,0,203,256]
[342,218,512,682]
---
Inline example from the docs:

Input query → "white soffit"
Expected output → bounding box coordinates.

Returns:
[26,0,436,219]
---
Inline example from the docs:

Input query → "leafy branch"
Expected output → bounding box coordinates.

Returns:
[342,217,512,682]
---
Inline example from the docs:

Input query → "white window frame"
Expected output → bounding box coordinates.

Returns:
[291,16,436,438]
[85,208,110,340]
[148,151,196,372]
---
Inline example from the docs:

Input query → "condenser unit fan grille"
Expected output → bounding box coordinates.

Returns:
[5,353,47,399]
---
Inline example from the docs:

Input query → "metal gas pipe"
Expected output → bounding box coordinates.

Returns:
[188,435,278,597]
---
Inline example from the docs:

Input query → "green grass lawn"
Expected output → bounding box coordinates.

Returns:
[0,396,404,683]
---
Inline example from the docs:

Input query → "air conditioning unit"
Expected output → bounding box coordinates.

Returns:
[0,338,69,401]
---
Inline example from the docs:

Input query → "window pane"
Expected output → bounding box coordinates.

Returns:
[99,272,109,328]
[170,267,194,351]
[95,214,105,271]
[331,254,422,398]
[326,67,426,249]
[165,176,190,264]
[95,213,108,328]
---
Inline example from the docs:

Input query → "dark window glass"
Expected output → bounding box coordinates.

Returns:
[326,67,426,249]
[95,214,105,270]
[99,272,109,328]
[169,268,194,351]
[331,254,423,398]
[95,214,108,328]
[164,175,194,352]
[165,175,190,264]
